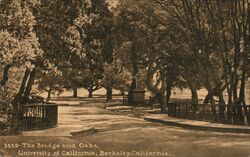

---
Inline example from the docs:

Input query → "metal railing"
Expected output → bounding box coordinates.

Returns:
[22,103,58,131]
[168,103,250,126]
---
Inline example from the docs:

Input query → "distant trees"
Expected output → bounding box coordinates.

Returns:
[34,0,83,99]
[81,68,103,98]
[102,60,133,100]
[35,0,114,99]
[36,69,63,101]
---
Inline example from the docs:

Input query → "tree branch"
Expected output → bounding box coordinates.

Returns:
[0,64,12,86]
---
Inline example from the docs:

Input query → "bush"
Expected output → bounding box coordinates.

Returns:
[0,87,13,135]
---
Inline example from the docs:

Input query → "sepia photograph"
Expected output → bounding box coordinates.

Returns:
[0,0,250,157]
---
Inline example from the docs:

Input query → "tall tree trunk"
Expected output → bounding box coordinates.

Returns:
[88,89,93,98]
[189,82,199,113]
[106,85,112,101]
[216,0,232,106]
[203,92,211,104]
[160,92,167,112]
[232,18,240,101]
[189,82,198,104]
[239,59,247,103]
[73,87,78,98]
[227,83,233,104]
[239,50,250,125]
[218,91,225,119]
[24,69,36,98]
[206,68,217,121]
[146,61,166,112]
[160,79,167,112]
[10,69,30,134]
[128,78,136,103]
[166,81,172,103]
[233,74,239,100]
[208,90,217,121]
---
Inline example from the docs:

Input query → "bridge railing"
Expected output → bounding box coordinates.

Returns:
[168,103,250,126]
